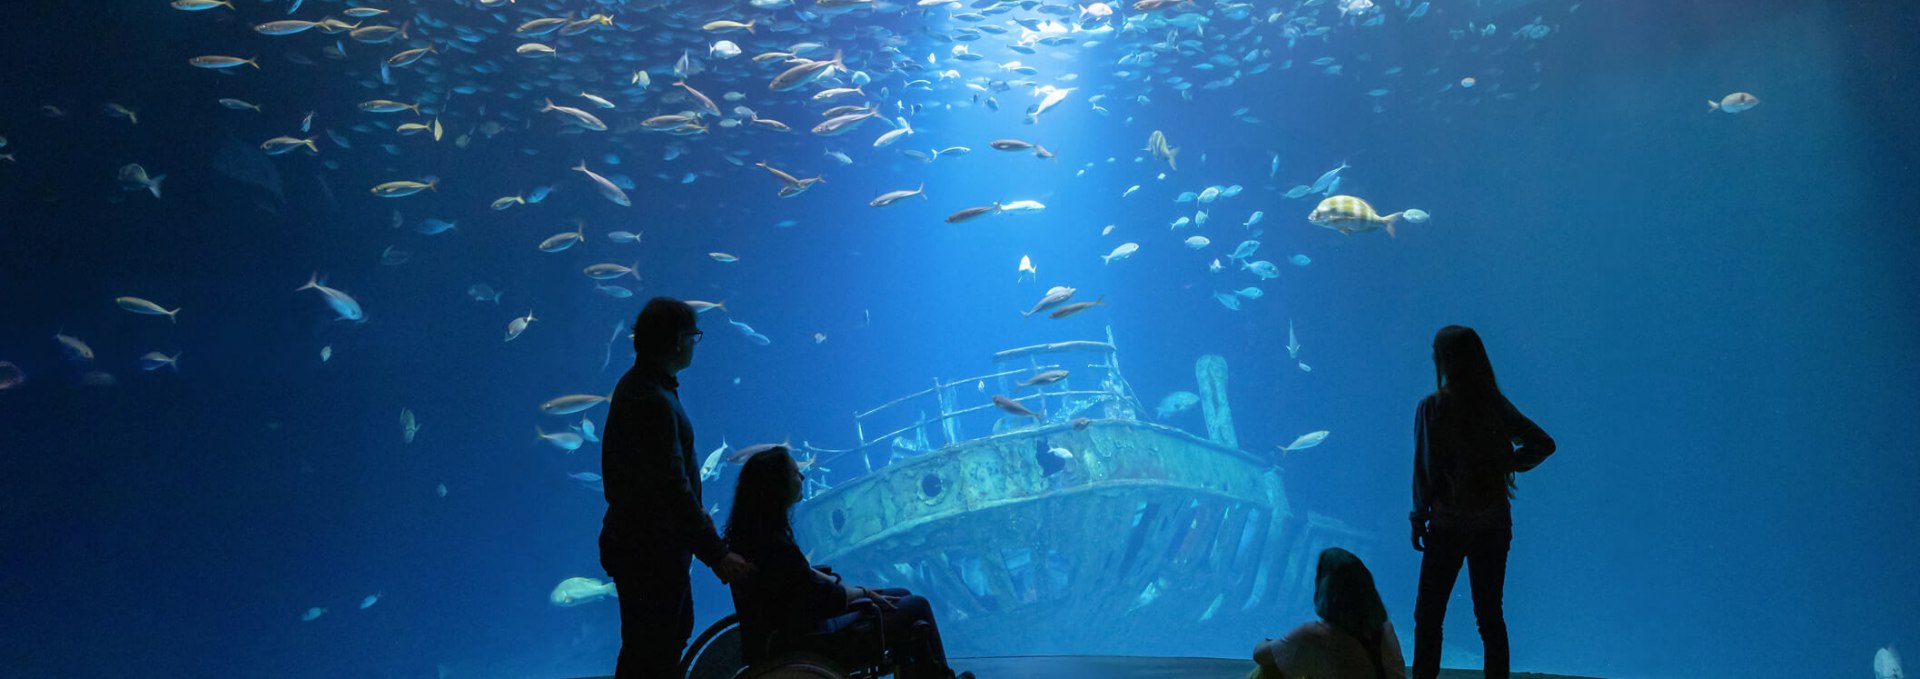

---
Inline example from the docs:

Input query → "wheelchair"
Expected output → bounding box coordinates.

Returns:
[680,598,931,679]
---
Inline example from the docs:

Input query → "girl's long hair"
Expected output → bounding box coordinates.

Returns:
[1313,547,1389,677]
[1432,325,1518,498]
[724,446,796,546]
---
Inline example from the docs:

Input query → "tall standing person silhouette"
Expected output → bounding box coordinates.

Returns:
[600,297,755,678]
[1409,326,1556,679]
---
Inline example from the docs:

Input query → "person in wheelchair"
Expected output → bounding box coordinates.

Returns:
[724,445,973,679]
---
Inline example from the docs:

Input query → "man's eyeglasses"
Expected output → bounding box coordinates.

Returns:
[682,330,704,344]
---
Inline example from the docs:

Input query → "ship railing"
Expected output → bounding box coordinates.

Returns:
[800,326,1143,477]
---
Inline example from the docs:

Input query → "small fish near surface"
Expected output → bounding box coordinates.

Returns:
[1308,195,1406,238]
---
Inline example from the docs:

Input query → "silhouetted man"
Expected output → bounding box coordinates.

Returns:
[601,297,754,678]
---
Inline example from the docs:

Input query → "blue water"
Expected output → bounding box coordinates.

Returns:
[3,1,1917,677]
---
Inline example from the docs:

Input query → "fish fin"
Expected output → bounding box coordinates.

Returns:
[147,175,166,199]
[1707,100,1718,111]
[298,271,320,292]
[1384,212,1402,238]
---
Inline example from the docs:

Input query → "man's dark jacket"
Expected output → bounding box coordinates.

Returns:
[600,366,727,573]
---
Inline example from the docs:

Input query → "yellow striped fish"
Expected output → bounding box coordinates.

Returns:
[1307,195,1405,238]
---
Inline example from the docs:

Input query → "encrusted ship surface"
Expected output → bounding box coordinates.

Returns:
[791,330,1373,657]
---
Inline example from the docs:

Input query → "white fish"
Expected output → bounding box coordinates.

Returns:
[296,272,364,322]
[873,119,913,147]
[1287,319,1302,359]
[572,161,631,206]
[710,40,742,59]
[1278,430,1330,454]
[1046,446,1074,460]
[115,296,180,323]
[583,262,641,280]
[1403,209,1431,223]
[1102,242,1139,265]
[869,183,926,207]
[138,351,181,372]
[1155,391,1199,418]
[577,419,600,443]
[1876,645,1903,679]
[536,426,584,451]
[549,576,618,607]
[400,408,420,443]
[1000,199,1046,213]
[540,394,609,415]
[1184,236,1210,249]
[540,99,608,131]
[54,331,94,362]
[319,345,332,363]
[117,163,167,198]
[1309,161,1348,195]
[360,593,380,609]
[1122,185,1140,198]
[1027,85,1075,123]
[1213,292,1241,310]
[1018,254,1038,281]
[505,310,537,341]
[300,607,325,622]
[700,438,730,482]
[1708,92,1759,113]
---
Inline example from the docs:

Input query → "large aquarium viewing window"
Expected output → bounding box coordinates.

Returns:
[3,1,1915,678]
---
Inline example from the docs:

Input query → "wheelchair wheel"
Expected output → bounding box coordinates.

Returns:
[684,623,745,679]
[734,651,852,679]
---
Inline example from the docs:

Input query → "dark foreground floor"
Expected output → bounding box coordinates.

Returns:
[952,655,1597,679]
[584,655,1603,678]
[947,656,1601,679]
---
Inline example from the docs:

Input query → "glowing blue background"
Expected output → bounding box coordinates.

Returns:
[1,1,1916,677]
